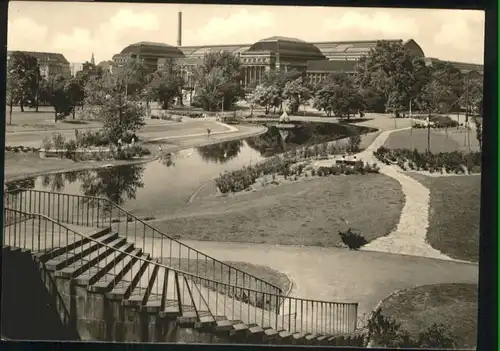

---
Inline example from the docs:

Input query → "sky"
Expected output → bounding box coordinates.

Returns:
[7,2,485,65]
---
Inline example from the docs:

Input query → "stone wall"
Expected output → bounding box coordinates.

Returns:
[1,248,79,340]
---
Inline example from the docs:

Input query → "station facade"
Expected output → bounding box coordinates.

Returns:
[112,37,483,89]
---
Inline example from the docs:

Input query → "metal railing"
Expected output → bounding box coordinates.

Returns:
[3,207,359,335]
[4,189,282,309]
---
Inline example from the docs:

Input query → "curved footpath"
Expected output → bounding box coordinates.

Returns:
[314,127,476,264]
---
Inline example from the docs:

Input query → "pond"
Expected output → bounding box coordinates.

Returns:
[6,122,375,218]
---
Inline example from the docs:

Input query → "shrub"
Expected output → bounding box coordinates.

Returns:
[64,140,78,160]
[348,134,361,153]
[368,309,416,348]
[418,323,456,349]
[373,147,481,174]
[42,137,53,151]
[52,132,66,150]
[338,228,367,250]
[368,309,456,349]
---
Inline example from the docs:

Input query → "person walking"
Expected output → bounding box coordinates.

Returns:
[207,128,211,138]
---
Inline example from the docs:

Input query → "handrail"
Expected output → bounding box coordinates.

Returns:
[4,188,282,295]
[4,207,359,335]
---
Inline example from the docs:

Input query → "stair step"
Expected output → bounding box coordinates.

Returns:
[124,259,160,308]
[73,242,135,286]
[185,278,213,321]
[106,253,150,300]
[54,237,127,279]
[144,265,169,312]
[33,227,111,262]
[159,300,181,318]
[89,248,143,293]
[44,232,118,271]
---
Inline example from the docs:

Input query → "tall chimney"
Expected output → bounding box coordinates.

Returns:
[177,12,182,47]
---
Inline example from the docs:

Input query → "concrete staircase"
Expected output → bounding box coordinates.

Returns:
[2,190,363,345]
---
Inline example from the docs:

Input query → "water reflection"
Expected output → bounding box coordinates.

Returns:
[5,178,35,193]
[41,173,66,192]
[79,166,145,207]
[197,140,243,164]
[9,165,146,208]
[245,122,372,157]
[4,178,35,207]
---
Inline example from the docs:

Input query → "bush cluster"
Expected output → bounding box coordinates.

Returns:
[411,115,459,129]
[215,153,380,194]
[150,112,183,122]
[373,146,481,174]
[154,110,204,119]
[368,309,456,349]
[5,145,41,153]
[112,145,152,160]
[215,157,297,193]
[317,162,380,177]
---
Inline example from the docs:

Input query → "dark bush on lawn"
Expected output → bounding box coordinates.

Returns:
[373,146,481,174]
[338,228,367,250]
[368,309,456,348]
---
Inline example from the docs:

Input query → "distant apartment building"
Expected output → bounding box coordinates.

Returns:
[70,62,84,76]
[7,50,71,79]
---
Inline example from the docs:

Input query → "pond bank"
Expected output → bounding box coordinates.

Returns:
[4,124,266,183]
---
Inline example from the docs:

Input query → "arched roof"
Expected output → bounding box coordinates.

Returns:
[247,36,325,60]
[402,39,425,57]
[121,41,185,58]
[312,40,401,60]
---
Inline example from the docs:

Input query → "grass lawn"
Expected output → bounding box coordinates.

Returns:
[377,283,477,349]
[159,258,291,294]
[407,173,480,262]
[150,174,404,247]
[384,128,480,153]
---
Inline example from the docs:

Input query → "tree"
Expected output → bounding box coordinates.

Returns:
[472,115,482,150]
[415,69,452,117]
[460,74,483,122]
[112,56,148,101]
[282,77,312,114]
[94,72,146,142]
[247,84,281,114]
[313,81,336,116]
[75,61,104,108]
[355,41,426,117]
[146,60,184,109]
[45,74,73,121]
[193,51,244,110]
[6,63,19,124]
[313,73,364,119]
[8,51,40,112]
[431,61,463,114]
[64,77,85,119]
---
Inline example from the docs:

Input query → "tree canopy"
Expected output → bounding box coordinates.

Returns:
[193,51,244,110]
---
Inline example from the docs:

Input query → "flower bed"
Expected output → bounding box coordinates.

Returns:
[373,146,481,174]
[41,144,151,161]
[411,115,459,129]
[149,112,183,122]
[215,153,379,194]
